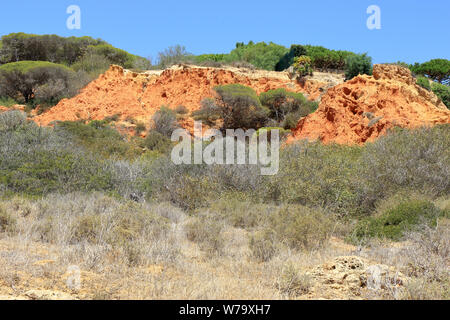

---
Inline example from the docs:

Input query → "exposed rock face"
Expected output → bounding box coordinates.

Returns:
[290,64,450,145]
[304,256,406,299]
[33,64,326,128]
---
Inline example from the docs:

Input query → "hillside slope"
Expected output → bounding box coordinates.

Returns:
[33,64,329,128]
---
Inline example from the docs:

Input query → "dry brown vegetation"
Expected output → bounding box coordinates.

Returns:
[0,111,448,300]
[0,192,448,300]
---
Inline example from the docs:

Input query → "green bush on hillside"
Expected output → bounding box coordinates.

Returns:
[269,142,362,217]
[275,45,307,71]
[143,131,172,154]
[431,82,450,108]
[56,120,143,159]
[0,96,17,107]
[151,106,178,137]
[416,76,431,90]
[292,55,313,78]
[344,53,373,80]
[0,61,76,105]
[194,84,269,130]
[86,44,138,69]
[225,41,289,71]
[259,88,317,128]
[71,52,111,76]
[0,111,114,196]
[358,125,450,211]
[350,199,445,242]
[304,45,356,71]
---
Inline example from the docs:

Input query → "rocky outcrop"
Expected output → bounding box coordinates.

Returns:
[33,65,327,129]
[290,64,450,144]
[304,256,407,299]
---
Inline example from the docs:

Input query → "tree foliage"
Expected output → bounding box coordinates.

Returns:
[344,53,373,80]
[275,45,307,71]
[431,82,450,108]
[304,45,357,71]
[0,33,150,70]
[259,88,317,129]
[157,45,192,68]
[225,41,288,71]
[193,84,269,130]
[0,61,75,104]
[410,59,450,84]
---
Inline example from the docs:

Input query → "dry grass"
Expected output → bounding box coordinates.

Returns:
[0,193,448,300]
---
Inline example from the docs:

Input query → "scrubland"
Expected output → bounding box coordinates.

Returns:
[0,110,448,299]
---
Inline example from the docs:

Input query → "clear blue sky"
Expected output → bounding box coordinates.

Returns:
[0,0,448,64]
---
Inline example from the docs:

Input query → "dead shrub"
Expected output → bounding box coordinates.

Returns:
[185,217,224,255]
[249,229,278,262]
[0,206,16,234]
[276,264,313,297]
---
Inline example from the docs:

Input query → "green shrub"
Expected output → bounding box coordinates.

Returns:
[292,56,313,78]
[0,61,75,104]
[212,84,269,130]
[194,54,227,64]
[71,52,110,76]
[225,41,289,71]
[86,44,140,69]
[270,142,362,217]
[350,200,444,242]
[358,125,450,210]
[304,45,356,71]
[416,76,431,91]
[174,105,189,115]
[143,131,172,154]
[0,96,17,107]
[431,82,450,108]
[259,88,313,123]
[0,60,72,74]
[167,174,216,211]
[0,113,115,196]
[135,122,146,135]
[56,121,143,159]
[151,106,178,137]
[345,53,373,80]
[192,98,222,127]
[275,44,307,71]
[268,205,333,251]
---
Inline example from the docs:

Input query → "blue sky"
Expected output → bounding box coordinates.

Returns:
[0,0,448,64]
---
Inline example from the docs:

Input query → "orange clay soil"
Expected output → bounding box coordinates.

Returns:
[32,64,326,130]
[289,64,450,145]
